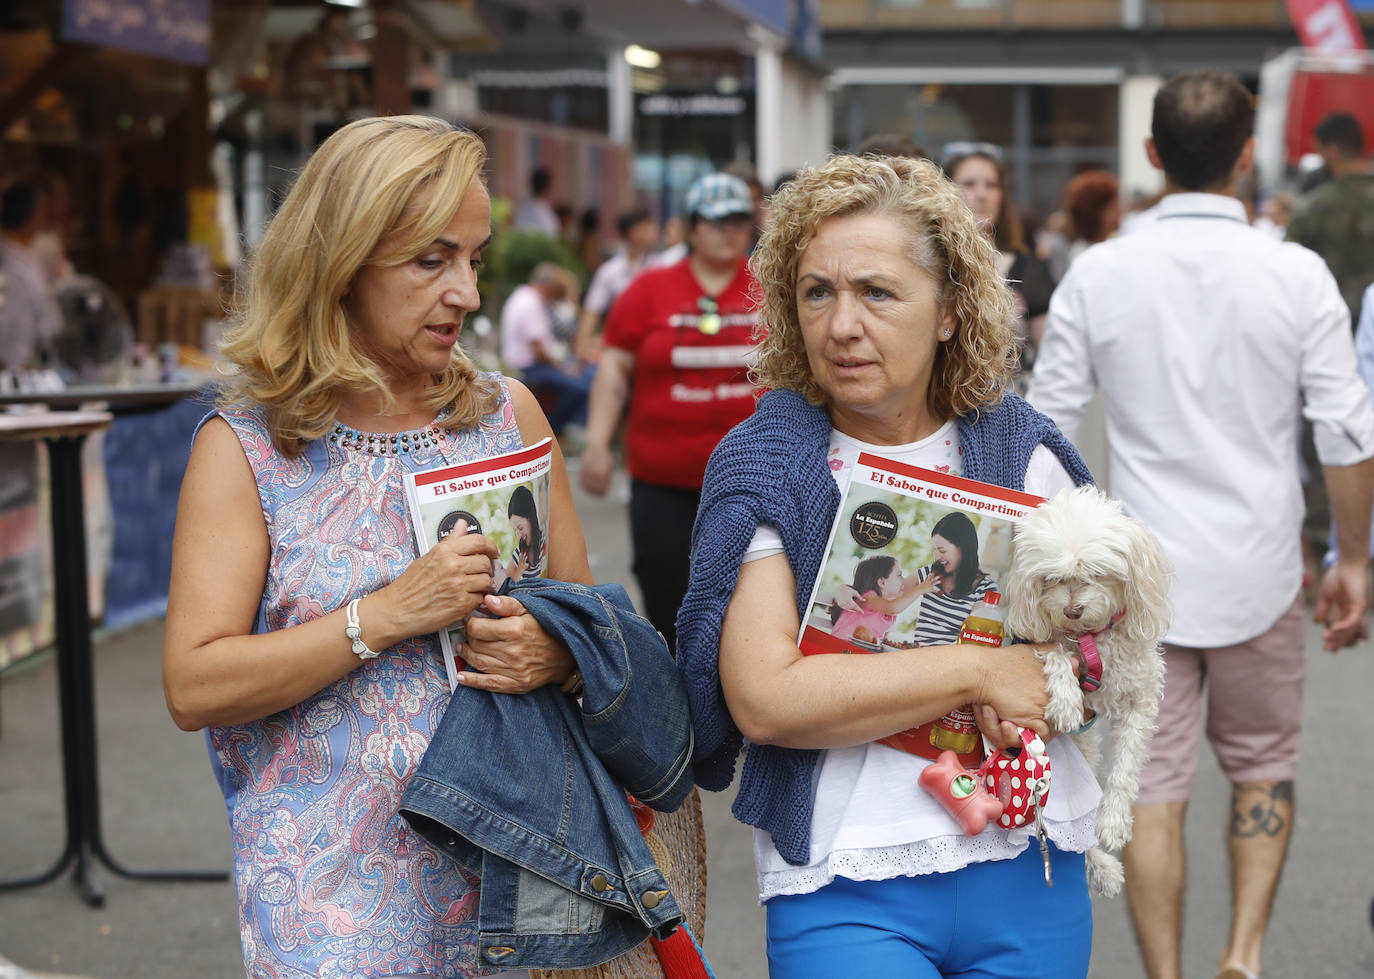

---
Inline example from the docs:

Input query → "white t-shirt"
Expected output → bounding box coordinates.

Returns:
[499,284,556,371]
[744,423,1101,902]
[513,198,560,237]
[583,248,651,316]
[652,242,689,268]
[1030,192,1374,646]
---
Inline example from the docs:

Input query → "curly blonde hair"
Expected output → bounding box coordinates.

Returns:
[218,115,500,455]
[750,154,1017,420]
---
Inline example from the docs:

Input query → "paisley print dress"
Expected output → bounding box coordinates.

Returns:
[207,375,523,978]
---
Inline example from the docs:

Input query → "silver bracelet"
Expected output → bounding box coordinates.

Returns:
[345,597,381,661]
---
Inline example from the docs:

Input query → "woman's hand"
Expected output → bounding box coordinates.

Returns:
[973,704,1022,751]
[460,593,576,694]
[971,642,1059,740]
[499,549,526,586]
[832,582,864,611]
[578,442,615,496]
[374,521,499,640]
[973,645,1089,744]
[973,701,1092,747]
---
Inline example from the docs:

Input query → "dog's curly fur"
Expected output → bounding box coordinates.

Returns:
[1005,486,1172,896]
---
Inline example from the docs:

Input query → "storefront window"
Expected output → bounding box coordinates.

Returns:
[632,52,758,218]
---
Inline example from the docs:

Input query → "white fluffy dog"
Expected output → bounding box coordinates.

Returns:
[1004,486,1172,897]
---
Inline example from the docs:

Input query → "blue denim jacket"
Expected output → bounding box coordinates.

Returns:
[399,579,695,972]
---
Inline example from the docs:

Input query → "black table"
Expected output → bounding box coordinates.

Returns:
[0,381,207,414]
[0,386,227,907]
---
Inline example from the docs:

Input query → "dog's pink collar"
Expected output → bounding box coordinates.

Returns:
[1075,608,1125,693]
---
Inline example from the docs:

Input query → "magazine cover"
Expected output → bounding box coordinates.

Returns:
[799,452,1045,768]
[403,437,553,691]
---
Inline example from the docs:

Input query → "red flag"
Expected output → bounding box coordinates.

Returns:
[1287,0,1367,52]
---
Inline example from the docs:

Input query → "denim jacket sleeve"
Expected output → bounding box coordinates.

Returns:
[509,578,695,812]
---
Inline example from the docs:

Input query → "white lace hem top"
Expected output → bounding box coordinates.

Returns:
[742,423,1102,903]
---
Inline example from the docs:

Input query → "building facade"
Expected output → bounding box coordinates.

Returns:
[822,0,1374,213]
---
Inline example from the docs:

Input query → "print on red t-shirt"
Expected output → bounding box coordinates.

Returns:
[602,257,760,489]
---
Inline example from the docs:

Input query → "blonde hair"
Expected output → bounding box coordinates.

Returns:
[218,115,499,454]
[750,154,1017,420]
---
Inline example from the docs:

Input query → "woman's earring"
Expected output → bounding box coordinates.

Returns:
[942,329,953,339]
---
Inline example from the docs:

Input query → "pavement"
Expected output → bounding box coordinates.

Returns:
[2,460,1374,977]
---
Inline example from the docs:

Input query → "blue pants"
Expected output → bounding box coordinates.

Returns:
[764,845,1092,978]
[521,362,593,434]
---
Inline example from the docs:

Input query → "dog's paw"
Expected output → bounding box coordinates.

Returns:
[1085,847,1124,897]
[1045,696,1084,736]
[1096,803,1135,852]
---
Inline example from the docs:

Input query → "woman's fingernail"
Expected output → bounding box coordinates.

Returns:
[455,672,467,685]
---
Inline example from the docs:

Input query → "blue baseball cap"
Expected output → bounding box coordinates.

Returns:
[684,172,755,221]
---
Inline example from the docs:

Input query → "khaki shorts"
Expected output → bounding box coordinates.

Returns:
[1135,596,1306,805]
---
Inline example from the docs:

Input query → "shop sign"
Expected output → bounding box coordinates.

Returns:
[637,93,752,118]
[62,0,210,66]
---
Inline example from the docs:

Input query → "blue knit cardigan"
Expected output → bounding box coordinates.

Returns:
[675,387,1094,866]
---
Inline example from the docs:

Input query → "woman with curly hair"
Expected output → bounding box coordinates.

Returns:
[677,155,1101,977]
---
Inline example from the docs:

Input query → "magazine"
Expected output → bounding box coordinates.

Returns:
[798,453,1045,769]
[403,437,554,691]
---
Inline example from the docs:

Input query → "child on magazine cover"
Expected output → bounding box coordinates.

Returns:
[828,554,933,645]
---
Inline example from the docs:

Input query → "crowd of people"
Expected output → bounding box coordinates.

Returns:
[149,65,1374,979]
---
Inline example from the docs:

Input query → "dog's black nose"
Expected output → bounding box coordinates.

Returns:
[1064,605,1084,620]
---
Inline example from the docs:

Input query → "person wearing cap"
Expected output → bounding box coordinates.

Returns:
[579,172,760,652]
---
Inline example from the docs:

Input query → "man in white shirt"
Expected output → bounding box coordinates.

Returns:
[500,261,591,435]
[1030,70,1374,979]
[573,209,659,362]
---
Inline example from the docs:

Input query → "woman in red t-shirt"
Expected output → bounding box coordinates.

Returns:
[580,172,760,651]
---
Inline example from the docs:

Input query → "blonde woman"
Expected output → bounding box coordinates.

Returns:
[163,116,590,978]
[677,155,1100,977]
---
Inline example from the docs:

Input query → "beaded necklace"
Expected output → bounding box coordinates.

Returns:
[327,409,452,456]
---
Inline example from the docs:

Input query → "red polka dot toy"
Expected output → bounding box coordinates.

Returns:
[975,727,1052,829]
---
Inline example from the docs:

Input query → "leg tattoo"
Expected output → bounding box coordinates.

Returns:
[1230,781,1293,839]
